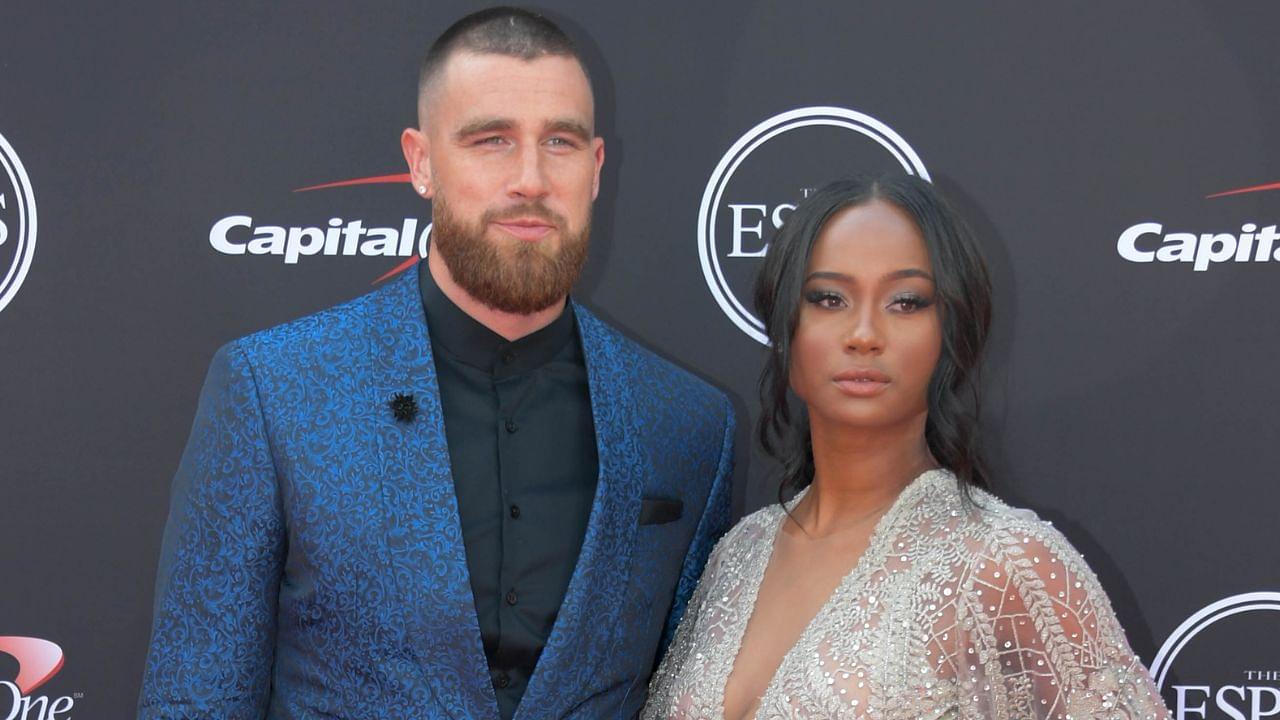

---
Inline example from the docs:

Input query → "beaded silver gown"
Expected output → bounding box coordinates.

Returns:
[643,470,1171,719]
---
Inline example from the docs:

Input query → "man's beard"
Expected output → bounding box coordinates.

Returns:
[431,195,590,315]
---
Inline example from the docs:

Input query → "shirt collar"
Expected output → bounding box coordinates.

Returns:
[418,257,577,376]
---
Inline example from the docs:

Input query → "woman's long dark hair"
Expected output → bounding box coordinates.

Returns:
[754,173,993,502]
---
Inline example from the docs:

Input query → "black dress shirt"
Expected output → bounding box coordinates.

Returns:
[418,260,599,720]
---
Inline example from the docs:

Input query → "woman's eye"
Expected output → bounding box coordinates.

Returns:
[804,290,844,309]
[890,294,933,312]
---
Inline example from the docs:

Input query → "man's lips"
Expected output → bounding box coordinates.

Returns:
[832,368,891,397]
[492,218,556,241]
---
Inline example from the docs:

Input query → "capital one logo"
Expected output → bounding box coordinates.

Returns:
[1116,180,1280,271]
[0,636,76,719]
[0,131,38,315]
[1151,591,1280,719]
[697,106,930,344]
[209,173,430,284]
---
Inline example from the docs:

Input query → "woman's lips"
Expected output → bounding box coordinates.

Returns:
[832,368,891,397]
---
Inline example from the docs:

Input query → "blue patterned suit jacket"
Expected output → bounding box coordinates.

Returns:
[139,271,734,719]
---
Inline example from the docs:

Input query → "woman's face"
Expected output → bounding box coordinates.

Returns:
[789,199,942,433]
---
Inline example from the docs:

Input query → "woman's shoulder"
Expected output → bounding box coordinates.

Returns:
[907,474,1073,551]
[726,500,787,544]
[965,488,1072,543]
[955,487,1105,593]
[704,499,786,565]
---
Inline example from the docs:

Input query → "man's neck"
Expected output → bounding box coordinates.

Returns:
[426,248,566,342]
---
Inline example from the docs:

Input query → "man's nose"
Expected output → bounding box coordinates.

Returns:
[508,144,550,199]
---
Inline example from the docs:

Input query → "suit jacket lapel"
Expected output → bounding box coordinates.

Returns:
[367,269,497,719]
[517,303,644,718]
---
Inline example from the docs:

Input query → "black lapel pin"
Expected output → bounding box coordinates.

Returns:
[389,392,418,423]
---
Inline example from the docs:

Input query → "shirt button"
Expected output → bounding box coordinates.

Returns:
[505,419,518,433]
[506,590,518,606]
[509,504,521,519]
[494,671,510,689]
[501,349,516,364]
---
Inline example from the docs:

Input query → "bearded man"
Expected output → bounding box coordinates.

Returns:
[138,7,733,720]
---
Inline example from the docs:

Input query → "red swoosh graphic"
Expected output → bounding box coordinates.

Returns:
[1206,181,1280,199]
[0,636,65,695]
[373,255,422,285]
[288,172,424,284]
[294,173,412,192]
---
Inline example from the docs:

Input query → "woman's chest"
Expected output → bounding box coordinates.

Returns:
[680,553,969,718]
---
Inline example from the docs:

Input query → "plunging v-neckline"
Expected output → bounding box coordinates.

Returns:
[717,470,942,720]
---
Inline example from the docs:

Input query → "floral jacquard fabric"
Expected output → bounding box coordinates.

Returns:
[644,470,1173,720]
[138,271,735,719]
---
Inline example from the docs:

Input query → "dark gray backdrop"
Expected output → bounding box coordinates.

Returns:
[1,3,1276,717]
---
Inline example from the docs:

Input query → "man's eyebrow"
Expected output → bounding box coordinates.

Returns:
[454,118,513,139]
[545,118,592,141]
[804,268,935,283]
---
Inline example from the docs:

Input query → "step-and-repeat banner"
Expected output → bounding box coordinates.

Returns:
[2,3,1277,717]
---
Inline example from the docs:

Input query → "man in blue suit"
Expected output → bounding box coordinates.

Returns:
[139,8,734,719]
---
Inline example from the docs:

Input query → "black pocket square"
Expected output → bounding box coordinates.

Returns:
[638,496,683,526]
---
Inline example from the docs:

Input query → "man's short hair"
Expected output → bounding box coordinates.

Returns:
[417,7,590,124]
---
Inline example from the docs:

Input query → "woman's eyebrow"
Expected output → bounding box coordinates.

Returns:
[882,268,934,282]
[804,268,934,284]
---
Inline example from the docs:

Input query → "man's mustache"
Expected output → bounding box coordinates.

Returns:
[483,203,566,228]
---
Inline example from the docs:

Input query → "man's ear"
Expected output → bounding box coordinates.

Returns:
[401,127,434,198]
[590,136,605,201]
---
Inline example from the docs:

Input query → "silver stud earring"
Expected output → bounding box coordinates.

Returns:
[417,185,426,194]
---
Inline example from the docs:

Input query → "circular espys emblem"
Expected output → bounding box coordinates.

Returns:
[697,106,930,345]
[1151,591,1280,717]
[0,131,37,315]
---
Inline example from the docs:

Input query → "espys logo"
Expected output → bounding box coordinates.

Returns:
[698,107,929,344]
[209,173,429,284]
[0,636,78,719]
[0,132,38,315]
[1117,181,1280,271]
[1151,591,1280,719]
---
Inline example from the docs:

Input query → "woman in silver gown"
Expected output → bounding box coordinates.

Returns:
[643,175,1171,720]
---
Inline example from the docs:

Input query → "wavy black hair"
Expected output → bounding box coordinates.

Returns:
[753,173,993,502]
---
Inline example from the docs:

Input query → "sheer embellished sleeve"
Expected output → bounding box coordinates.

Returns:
[953,520,1171,720]
[643,535,725,719]
[642,508,779,720]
